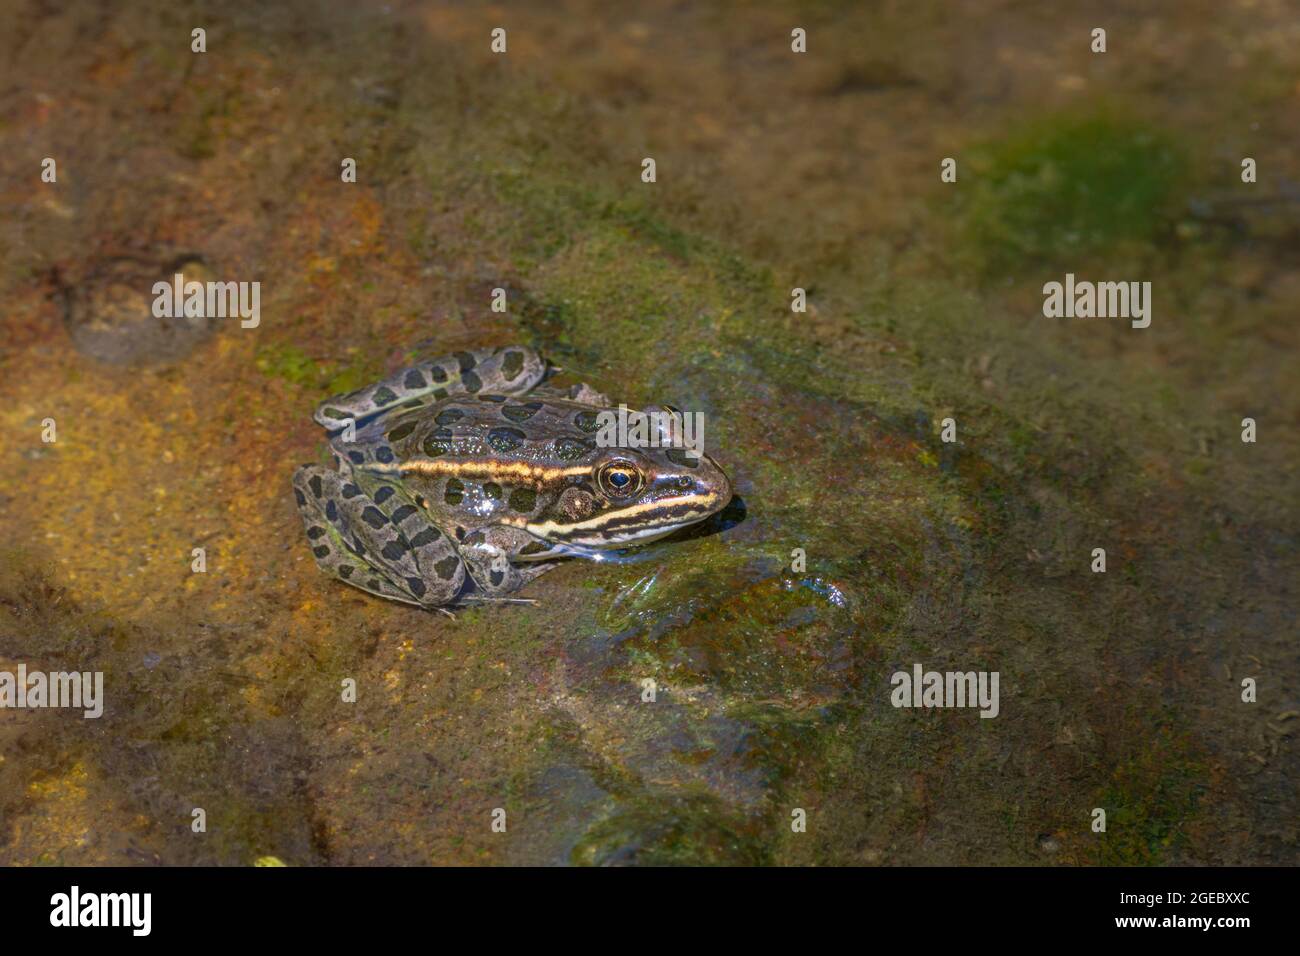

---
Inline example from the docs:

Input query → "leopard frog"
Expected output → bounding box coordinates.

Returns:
[292,345,732,609]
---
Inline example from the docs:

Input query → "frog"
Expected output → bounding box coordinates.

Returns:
[291,345,732,610]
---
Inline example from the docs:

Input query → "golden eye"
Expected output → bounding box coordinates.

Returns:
[598,461,641,498]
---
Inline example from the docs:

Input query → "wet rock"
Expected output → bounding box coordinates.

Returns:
[60,255,219,365]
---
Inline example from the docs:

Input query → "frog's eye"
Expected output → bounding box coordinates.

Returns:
[597,461,642,498]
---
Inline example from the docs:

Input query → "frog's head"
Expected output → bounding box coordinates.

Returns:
[518,437,732,555]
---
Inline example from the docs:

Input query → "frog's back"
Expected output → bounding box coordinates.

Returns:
[381,394,607,467]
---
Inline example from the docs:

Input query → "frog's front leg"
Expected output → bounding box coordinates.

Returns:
[459,525,559,597]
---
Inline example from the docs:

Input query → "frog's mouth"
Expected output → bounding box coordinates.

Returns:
[516,494,722,558]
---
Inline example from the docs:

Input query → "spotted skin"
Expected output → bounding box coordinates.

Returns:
[291,466,427,605]
[312,346,547,431]
[292,345,733,609]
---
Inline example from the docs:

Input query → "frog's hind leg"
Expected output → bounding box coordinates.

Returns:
[526,382,612,406]
[292,465,425,606]
[313,346,547,431]
[347,472,469,607]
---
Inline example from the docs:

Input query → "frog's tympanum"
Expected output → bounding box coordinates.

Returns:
[292,346,732,609]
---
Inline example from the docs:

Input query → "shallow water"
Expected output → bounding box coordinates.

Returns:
[0,0,1295,865]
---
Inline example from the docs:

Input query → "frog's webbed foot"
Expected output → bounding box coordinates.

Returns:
[312,345,547,431]
[293,465,468,610]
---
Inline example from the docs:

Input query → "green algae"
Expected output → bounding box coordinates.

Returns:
[255,344,320,387]
[959,111,1190,274]
[255,343,375,395]
[1091,722,1207,865]
[571,790,769,866]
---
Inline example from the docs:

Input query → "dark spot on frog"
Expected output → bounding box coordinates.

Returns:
[307,526,326,540]
[574,410,600,433]
[519,541,550,556]
[435,556,460,580]
[479,394,506,403]
[374,486,395,505]
[445,478,464,505]
[361,506,388,528]
[502,401,543,423]
[483,482,502,500]
[375,446,395,464]
[430,365,448,383]
[487,426,527,453]
[462,371,483,393]
[435,408,465,426]
[554,436,594,461]
[386,421,417,442]
[294,488,307,506]
[422,437,453,457]
[348,451,365,464]
[325,500,338,521]
[508,487,537,513]
[406,577,427,597]
[410,527,441,547]
[489,569,504,587]
[403,369,425,389]
[381,540,406,561]
[338,566,353,579]
[309,475,323,498]
[502,350,525,380]
[666,448,698,468]
[372,386,399,406]
[391,504,417,524]
[455,351,477,372]
[342,484,361,498]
